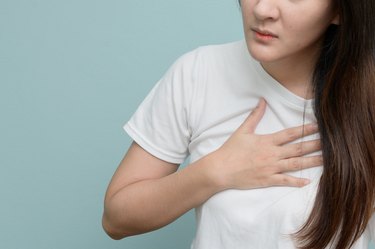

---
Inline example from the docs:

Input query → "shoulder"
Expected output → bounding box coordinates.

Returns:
[171,40,247,73]
[196,40,246,57]
[155,40,246,95]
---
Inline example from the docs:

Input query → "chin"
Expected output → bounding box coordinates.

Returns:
[245,40,279,63]
[247,48,278,63]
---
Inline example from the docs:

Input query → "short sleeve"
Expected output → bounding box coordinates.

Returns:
[124,50,199,164]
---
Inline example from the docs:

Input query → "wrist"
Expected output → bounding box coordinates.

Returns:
[194,149,229,193]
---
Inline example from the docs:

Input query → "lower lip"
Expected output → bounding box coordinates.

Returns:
[254,31,277,41]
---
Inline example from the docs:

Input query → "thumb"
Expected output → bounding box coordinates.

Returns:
[238,98,267,133]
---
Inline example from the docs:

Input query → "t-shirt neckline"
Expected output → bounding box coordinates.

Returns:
[241,40,314,111]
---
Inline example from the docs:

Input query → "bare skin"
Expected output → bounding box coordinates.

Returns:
[102,98,322,239]
[241,0,339,98]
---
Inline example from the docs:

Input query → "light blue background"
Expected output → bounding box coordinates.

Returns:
[1,1,373,249]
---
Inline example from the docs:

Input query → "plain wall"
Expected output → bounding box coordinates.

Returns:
[1,0,241,248]
[1,0,374,248]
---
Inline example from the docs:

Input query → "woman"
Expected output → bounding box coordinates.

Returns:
[102,0,375,248]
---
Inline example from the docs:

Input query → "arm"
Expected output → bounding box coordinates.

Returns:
[102,141,218,239]
[102,99,322,239]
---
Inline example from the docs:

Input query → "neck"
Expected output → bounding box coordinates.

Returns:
[260,43,321,100]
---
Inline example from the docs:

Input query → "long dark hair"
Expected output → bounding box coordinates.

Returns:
[238,0,375,248]
[295,0,375,248]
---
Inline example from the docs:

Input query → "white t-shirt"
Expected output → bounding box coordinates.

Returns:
[124,40,374,248]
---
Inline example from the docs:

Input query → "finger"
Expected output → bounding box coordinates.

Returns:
[238,98,267,133]
[270,174,311,187]
[277,155,323,172]
[280,139,321,158]
[271,123,319,145]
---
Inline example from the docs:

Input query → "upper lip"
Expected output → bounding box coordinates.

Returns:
[251,28,278,37]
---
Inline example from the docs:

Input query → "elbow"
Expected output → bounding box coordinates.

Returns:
[103,228,126,241]
[102,195,152,239]
[102,214,130,240]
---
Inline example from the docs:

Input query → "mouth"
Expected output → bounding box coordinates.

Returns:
[251,28,278,40]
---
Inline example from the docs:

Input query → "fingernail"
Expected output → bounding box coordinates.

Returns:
[303,179,311,185]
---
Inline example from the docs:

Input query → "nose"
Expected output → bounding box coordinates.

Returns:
[253,0,279,21]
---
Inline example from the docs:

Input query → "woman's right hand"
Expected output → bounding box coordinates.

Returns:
[208,98,322,191]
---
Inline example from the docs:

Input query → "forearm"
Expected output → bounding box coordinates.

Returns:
[102,154,221,239]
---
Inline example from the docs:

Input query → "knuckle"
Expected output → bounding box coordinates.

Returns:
[260,147,278,160]
[280,175,290,185]
[314,140,322,150]
[295,144,303,155]
[308,124,319,133]
[264,135,275,145]
[270,149,279,159]
[296,178,304,187]
[315,156,323,165]
[286,129,298,140]
[271,135,279,145]
[289,158,300,170]
[258,136,269,146]
[263,166,274,174]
